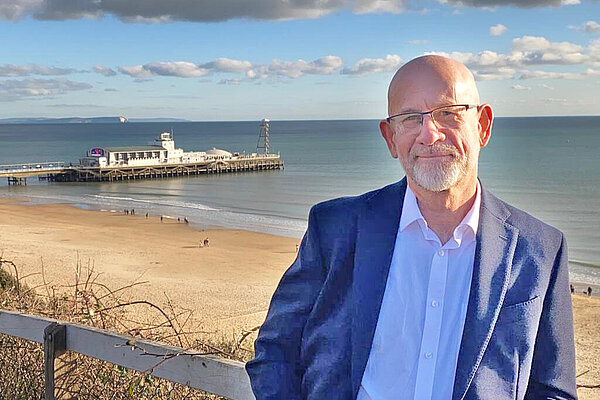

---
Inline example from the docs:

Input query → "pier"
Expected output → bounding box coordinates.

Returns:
[1,119,284,185]
[1,155,283,184]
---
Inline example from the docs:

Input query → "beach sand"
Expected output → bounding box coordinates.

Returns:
[0,199,598,398]
[0,199,298,337]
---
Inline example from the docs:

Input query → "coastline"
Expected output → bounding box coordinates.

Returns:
[0,198,598,397]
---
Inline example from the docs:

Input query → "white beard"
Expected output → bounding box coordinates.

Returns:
[401,143,469,192]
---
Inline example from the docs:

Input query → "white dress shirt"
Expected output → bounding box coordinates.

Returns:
[357,182,481,400]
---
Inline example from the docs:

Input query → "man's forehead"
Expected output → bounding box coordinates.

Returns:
[389,81,465,112]
[388,59,479,113]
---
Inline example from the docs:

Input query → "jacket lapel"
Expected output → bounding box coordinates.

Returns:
[452,187,519,400]
[351,178,406,396]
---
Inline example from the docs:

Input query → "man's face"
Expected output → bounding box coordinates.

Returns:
[381,69,489,192]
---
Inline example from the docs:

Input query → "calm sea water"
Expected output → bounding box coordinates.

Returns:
[0,118,598,284]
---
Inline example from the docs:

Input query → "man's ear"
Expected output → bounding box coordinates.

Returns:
[477,104,494,148]
[380,119,398,159]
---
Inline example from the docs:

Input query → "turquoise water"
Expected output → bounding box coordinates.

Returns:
[0,118,598,283]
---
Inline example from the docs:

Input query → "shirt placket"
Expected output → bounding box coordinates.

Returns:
[413,246,449,400]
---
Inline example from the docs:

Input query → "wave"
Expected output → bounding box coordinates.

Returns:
[569,259,600,269]
[86,194,220,211]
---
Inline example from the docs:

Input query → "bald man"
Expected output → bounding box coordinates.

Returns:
[246,56,577,400]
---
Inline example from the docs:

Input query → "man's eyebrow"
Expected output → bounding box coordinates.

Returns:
[394,108,421,114]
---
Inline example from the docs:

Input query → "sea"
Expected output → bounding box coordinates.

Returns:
[0,118,599,285]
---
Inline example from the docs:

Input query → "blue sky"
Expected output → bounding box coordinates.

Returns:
[0,0,599,120]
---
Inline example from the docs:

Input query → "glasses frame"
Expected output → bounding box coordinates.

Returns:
[385,104,479,129]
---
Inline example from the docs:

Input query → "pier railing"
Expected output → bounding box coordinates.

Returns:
[0,309,255,400]
[0,162,65,173]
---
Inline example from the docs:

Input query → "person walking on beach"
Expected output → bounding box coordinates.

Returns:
[246,55,577,400]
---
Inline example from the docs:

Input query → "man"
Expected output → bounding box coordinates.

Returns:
[246,55,577,400]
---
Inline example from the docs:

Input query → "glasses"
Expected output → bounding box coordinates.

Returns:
[386,104,478,133]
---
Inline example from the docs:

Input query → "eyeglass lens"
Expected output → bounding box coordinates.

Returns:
[396,105,467,131]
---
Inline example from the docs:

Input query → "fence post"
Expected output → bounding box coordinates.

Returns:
[44,323,66,400]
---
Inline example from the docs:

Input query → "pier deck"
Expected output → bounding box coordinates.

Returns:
[1,155,283,184]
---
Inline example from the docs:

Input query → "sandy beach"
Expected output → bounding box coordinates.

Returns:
[0,199,299,336]
[0,199,598,397]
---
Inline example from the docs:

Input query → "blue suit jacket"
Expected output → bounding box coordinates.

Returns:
[246,179,577,400]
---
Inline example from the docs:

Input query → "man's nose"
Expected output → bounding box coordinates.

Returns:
[417,114,446,145]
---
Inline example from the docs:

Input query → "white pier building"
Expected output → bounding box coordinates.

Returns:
[79,131,239,168]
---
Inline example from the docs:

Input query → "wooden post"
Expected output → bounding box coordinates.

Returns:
[44,323,66,400]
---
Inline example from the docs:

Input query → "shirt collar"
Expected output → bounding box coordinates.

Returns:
[399,180,481,239]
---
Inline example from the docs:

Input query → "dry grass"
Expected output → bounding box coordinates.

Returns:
[0,255,255,400]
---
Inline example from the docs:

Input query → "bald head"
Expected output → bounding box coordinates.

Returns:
[387,55,480,115]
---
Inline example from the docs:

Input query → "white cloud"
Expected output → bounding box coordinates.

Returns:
[568,20,600,33]
[93,65,117,77]
[0,63,77,77]
[518,70,584,80]
[353,0,408,14]
[489,24,507,36]
[0,78,92,100]
[145,62,210,77]
[119,65,153,78]
[119,62,209,78]
[341,54,402,75]
[583,20,600,33]
[428,35,600,81]
[201,58,252,73]
[119,56,343,81]
[254,55,343,78]
[511,84,531,90]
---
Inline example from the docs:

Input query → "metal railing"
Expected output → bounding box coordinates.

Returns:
[0,162,66,173]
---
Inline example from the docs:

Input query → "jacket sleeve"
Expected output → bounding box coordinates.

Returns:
[525,234,578,400]
[246,206,327,400]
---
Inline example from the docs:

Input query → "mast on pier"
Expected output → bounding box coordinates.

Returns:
[256,118,270,155]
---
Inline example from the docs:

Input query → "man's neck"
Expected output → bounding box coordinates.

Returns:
[408,177,478,244]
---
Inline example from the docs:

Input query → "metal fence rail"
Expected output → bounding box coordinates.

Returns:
[0,309,255,400]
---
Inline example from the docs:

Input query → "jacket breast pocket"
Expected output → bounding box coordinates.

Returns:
[472,296,544,399]
[497,296,542,325]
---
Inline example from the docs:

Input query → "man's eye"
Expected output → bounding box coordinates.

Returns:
[439,110,456,117]
[402,115,421,123]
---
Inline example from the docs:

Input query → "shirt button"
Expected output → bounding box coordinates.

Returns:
[424,352,433,359]
[438,249,445,256]
[431,300,439,308]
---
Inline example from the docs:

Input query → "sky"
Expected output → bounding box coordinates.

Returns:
[0,0,599,121]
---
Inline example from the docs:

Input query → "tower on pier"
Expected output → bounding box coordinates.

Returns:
[256,118,270,155]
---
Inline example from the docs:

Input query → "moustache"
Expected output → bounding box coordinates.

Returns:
[411,143,460,158]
